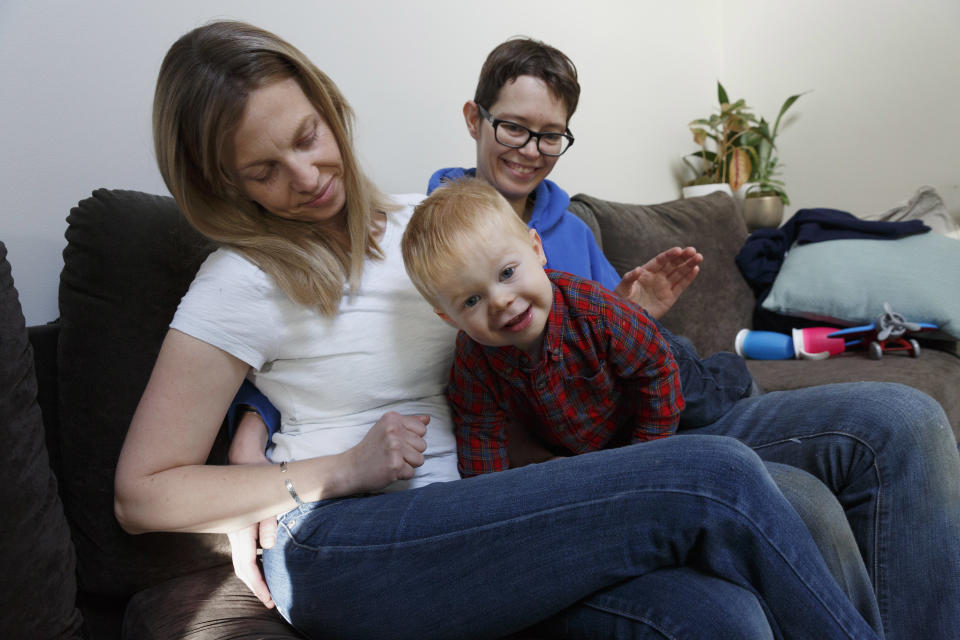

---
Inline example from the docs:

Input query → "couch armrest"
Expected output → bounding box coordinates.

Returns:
[28,321,61,473]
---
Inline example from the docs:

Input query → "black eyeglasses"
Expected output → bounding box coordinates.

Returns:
[476,104,574,157]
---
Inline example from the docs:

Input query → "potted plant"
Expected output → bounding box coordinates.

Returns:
[740,91,805,229]
[682,82,759,199]
[682,82,806,231]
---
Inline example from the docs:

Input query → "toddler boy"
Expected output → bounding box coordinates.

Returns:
[401,178,684,477]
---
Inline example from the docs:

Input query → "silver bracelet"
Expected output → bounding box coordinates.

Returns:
[279,461,304,506]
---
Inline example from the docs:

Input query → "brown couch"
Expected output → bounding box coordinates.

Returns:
[2,188,957,639]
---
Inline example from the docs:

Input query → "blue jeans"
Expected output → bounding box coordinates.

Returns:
[263,435,877,640]
[529,461,881,640]
[685,382,960,640]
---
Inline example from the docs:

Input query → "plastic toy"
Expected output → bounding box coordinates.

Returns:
[735,304,937,361]
[735,327,845,360]
[826,303,938,360]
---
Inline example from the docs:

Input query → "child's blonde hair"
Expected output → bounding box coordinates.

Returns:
[402,178,529,307]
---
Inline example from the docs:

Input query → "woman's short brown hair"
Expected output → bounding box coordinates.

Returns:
[473,37,580,120]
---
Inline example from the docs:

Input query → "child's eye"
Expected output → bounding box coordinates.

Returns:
[499,266,515,281]
[464,295,480,308]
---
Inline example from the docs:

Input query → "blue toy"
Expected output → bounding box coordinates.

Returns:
[827,303,938,360]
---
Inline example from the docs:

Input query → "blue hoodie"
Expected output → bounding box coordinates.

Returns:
[428,168,620,289]
[429,167,755,427]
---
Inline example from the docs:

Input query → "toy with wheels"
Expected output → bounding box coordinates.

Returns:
[735,304,937,361]
[827,303,937,360]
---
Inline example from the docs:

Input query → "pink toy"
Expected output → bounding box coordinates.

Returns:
[792,327,846,360]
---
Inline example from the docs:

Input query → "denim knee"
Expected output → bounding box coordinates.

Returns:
[853,383,952,454]
[675,435,778,508]
[764,462,881,632]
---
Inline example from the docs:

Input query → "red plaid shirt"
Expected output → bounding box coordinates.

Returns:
[449,271,684,477]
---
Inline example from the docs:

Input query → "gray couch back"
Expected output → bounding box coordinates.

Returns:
[569,191,755,356]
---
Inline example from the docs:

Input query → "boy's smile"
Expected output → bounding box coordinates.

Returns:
[434,227,554,359]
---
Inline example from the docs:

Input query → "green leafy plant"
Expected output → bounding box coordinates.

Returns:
[684,82,805,204]
[742,91,805,205]
[684,82,758,191]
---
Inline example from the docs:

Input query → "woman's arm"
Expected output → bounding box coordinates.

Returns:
[115,328,429,534]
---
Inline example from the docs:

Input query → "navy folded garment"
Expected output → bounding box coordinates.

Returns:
[736,208,929,295]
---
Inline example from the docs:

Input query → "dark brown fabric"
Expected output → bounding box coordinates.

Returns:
[123,564,305,640]
[56,189,232,598]
[748,348,960,439]
[0,242,84,639]
[569,191,756,356]
[29,322,63,478]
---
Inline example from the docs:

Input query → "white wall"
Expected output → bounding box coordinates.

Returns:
[2,0,957,325]
[0,0,721,324]
[722,0,960,217]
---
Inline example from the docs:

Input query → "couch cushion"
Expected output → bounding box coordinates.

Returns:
[123,564,305,639]
[569,192,755,356]
[761,232,960,340]
[57,189,232,598]
[747,350,960,440]
[0,242,84,638]
[124,562,549,640]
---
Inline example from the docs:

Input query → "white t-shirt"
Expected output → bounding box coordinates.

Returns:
[170,194,460,491]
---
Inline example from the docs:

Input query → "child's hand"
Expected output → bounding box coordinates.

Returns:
[343,412,429,494]
[229,409,271,465]
[614,246,702,319]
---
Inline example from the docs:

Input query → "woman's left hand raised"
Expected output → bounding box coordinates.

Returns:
[614,246,702,319]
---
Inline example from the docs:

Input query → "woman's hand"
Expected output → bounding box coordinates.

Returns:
[227,520,276,609]
[227,410,277,608]
[613,246,703,319]
[341,412,429,495]
[224,411,427,606]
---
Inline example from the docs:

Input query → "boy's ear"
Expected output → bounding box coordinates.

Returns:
[529,228,547,266]
[463,101,481,141]
[434,308,458,328]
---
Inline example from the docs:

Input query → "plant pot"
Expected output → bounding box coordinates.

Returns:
[734,182,759,204]
[682,183,733,200]
[742,195,784,230]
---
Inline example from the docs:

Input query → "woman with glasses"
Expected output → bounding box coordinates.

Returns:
[426,36,960,640]
[116,20,884,640]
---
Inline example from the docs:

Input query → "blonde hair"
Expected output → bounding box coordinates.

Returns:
[402,178,529,307]
[153,20,397,315]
